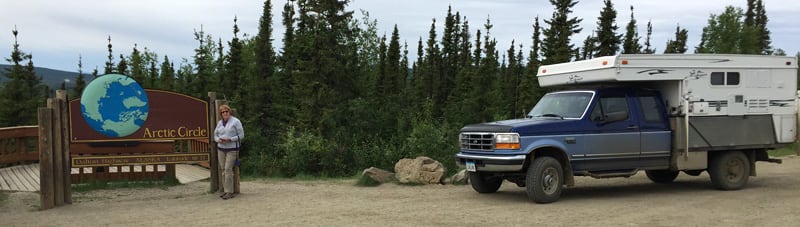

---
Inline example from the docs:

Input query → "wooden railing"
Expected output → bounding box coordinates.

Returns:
[0,125,211,170]
[0,126,40,167]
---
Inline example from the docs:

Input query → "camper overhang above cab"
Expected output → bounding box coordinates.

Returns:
[537,54,797,87]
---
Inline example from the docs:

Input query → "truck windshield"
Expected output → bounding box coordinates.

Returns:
[528,92,593,119]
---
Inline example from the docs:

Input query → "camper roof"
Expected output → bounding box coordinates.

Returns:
[537,54,797,87]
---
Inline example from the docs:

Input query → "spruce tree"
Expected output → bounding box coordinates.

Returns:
[248,0,281,145]
[91,67,99,80]
[458,18,472,70]
[422,19,440,101]
[519,16,546,117]
[386,25,402,95]
[159,56,175,90]
[145,50,159,88]
[72,55,87,97]
[473,18,499,122]
[0,27,45,126]
[664,25,688,53]
[288,0,356,133]
[642,20,655,54]
[116,54,128,75]
[444,18,475,125]
[411,37,425,106]
[622,5,642,54]
[594,0,621,57]
[129,44,145,82]
[104,36,114,75]
[542,0,583,64]
[192,27,217,98]
[224,17,245,103]
[376,35,387,96]
[579,35,597,60]
[742,0,771,54]
[753,0,771,54]
[440,6,459,107]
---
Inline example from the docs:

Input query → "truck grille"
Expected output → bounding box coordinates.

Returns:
[460,133,494,151]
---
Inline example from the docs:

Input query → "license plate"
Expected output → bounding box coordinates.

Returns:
[466,161,477,172]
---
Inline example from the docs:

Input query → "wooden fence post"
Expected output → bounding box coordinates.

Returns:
[38,107,54,210]
[47,98,64,206]
[57,91,72,204]
[208,92,219,192]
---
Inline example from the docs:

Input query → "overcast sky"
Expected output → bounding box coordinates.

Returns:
[1,0,798,73]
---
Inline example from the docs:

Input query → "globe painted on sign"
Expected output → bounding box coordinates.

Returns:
[80,74,149,138]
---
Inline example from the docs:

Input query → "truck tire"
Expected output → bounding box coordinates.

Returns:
[709,151,750,190]
[645,170,679,183]
[468,172,502,193]
[526,157,563,203]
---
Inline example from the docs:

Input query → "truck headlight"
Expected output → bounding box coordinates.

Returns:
[494,133,520,149]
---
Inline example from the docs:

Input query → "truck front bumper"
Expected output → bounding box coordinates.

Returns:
[455,153,527,172]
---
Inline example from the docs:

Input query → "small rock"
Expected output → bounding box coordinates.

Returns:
[361,167,396,183]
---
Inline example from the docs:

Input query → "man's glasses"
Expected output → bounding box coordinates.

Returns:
[220,110,229,114]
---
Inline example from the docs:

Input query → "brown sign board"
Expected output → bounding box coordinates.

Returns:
[71,153,209,167]
[69,89,209,142]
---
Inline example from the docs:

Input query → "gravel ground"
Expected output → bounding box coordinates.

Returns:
[2,155,799,226]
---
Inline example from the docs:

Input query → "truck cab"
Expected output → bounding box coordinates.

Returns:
[457,86,672,202]
[457,54,797,203]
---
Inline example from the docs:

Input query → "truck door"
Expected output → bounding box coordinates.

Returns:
[635,91,672,168]
[582,90,641,170]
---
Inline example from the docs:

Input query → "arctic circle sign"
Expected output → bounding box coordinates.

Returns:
[69,75,209,142]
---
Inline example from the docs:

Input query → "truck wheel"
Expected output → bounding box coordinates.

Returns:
[709,151,750,190]
[468,172,502,193]
[645,170,679,183]
[526,157,563,203]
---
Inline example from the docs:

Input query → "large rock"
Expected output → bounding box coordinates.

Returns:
[394,156,446,184]
[361,167,396,183]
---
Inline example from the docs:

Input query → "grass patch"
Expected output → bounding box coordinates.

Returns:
[291,173,319,181]
[72,177,180,192]
[770,142,799,157]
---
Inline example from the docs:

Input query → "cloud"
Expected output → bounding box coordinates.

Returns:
[1,0,798,72]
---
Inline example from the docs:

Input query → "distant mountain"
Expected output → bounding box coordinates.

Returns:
[0,64,91,91]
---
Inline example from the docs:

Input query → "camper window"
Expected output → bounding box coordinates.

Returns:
[710,72,741,86]
[727,72,740,85]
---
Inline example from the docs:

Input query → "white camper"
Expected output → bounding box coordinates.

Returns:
[539,54,799,146]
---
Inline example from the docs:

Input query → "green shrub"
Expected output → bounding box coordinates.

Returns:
[769,142,799,157]
[238,127,285,177]
[279,127,339,177]
[400,122,460,175]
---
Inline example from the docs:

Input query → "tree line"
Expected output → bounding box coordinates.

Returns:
[1,0,795,177]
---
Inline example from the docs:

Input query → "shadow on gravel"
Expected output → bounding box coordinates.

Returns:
[470,175,774,203]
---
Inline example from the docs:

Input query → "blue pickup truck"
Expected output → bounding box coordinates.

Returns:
[456,54,797,203]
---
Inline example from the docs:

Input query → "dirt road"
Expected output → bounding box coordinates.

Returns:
[2,156,800,226]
